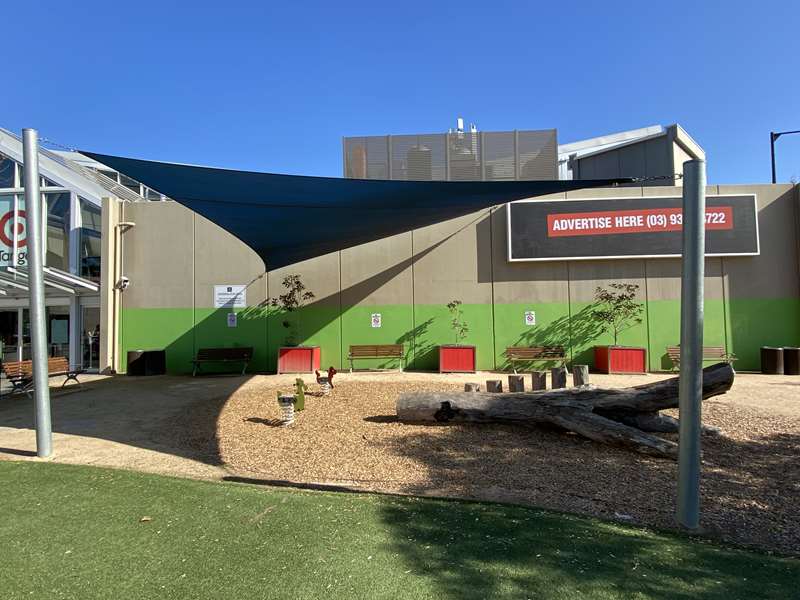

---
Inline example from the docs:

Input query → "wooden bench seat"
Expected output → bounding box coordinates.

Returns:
[191,347,253,376]
[505,346,566,373]
[348,344,404,372]
[2,356,83,395]
[666,345,735,370]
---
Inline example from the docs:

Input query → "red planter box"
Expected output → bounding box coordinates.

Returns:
[439,345,476,373]
[277,346,321,374]
[594,345,647,374]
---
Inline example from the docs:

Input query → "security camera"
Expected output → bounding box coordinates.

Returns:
[115,276,131,291]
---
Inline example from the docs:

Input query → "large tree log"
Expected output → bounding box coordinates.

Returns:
[396,363,734,460]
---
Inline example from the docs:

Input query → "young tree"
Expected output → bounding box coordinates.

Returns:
[270,274,315,346]
[591,283,644,345]
[447,299,470,345]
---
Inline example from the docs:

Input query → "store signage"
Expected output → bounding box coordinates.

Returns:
[227,313,238,328]
[508,195,759,261]
[371,313,382,328]
[214,285,247,308]
[0,196,27,266]
[524,311,536,326]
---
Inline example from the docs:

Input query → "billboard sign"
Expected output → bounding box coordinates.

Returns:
[0,195,27,267]
[507,194,759,261]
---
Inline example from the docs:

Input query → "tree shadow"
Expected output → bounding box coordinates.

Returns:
[375,416,800,598]
[497,305,606,371]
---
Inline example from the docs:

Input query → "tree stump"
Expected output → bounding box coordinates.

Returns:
[508,375,525,392]
[551,366,567,389]
[464,383,481,392]
[396,363,735,460]
[486,380,503,393]
[572,365,590,387]
[531,371,547,391]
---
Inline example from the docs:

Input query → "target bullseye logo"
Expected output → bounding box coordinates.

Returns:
[0,210,26,248]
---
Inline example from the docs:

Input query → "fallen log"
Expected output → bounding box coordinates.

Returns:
[396,363,734,460]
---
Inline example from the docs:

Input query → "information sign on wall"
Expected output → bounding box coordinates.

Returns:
[371,313,382,328]
[524,311,536,326]
[214,285,247,308]
[507,195,759,261]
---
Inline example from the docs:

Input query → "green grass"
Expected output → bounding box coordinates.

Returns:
[0,462,797,599]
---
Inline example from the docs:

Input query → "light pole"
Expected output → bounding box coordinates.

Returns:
[770,130,800,183]
[677,159,706,530]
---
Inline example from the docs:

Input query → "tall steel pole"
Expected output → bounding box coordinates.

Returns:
[22,129,53,458]
[770,132,777,184]
[677,159,706,529]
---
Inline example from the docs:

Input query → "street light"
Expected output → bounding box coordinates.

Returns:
[770,129,800,183]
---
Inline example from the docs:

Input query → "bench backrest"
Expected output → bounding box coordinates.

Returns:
[349,344,404,358]
[2,356,70,377]
[196,347,253,361]
[505,346,566,359]
[666,345,727,359]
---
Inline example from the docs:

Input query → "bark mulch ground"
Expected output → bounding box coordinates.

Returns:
[210,377,800,556]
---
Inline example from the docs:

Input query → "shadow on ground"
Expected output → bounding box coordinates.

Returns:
[373,403,800,557]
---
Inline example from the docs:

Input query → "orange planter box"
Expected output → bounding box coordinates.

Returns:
[439,345,476,373]
[594,345,646,374]
[277,346,321,374]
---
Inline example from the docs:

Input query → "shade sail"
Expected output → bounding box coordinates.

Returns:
[82,151,632,271]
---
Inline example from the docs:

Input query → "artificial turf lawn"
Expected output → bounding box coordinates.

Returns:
[0,462,797,600]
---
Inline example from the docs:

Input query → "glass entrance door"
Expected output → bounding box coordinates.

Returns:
[0,309,19,363]
[81,306,100,372]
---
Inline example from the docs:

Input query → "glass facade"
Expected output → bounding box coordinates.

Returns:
[0,153,15,188]
[46,191,70,270]
[79,197,101,280]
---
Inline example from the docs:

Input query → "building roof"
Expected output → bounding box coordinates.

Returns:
[558,123,705,162]
[0,128,146,203]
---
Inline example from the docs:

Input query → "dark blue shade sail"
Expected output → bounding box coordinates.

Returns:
[82,151,633,271]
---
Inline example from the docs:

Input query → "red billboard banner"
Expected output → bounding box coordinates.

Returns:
[547,206,734,238]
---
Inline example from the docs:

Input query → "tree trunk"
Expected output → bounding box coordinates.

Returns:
[572,365,590,387]
[396,363,734,460]
[508,375,525,392]
[531,371,547,391]
[551,366,567,389]
[486,380,503,393]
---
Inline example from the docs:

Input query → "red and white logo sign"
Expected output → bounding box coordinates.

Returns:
[0,209,26,248]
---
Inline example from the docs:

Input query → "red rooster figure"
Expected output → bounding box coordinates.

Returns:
[314,366,337,395]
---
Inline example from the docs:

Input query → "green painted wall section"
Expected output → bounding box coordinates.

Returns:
[120,297,800,374]
[726,298,800,370]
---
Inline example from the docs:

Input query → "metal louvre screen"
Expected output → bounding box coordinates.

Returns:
[344,129,557,182]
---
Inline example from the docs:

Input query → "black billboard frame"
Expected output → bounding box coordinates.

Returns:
[505,193,760,262]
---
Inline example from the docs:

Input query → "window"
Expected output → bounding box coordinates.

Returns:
[79,197,101,280]
[45,192,70,270]
[0,153,15,188]
[119,173,141,195]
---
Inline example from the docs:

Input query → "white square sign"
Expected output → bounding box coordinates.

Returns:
[524,311,536,326]
[371,313,382,328]
[214,285,246,308]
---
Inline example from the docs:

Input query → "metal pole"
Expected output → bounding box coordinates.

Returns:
[677,159,706,530]
[770,132,777,184]
[22,128,53,458]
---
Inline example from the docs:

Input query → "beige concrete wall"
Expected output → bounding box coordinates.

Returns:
[116,182,800,326]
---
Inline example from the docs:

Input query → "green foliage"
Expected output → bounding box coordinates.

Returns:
[592,283,644,345]
[446,299,469,345]
[270,274,315,345]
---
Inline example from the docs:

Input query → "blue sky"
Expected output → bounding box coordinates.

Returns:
[4,0,798,183]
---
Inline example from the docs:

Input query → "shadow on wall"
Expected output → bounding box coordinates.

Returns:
[498,305,606,370]
[119,219,473,374]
